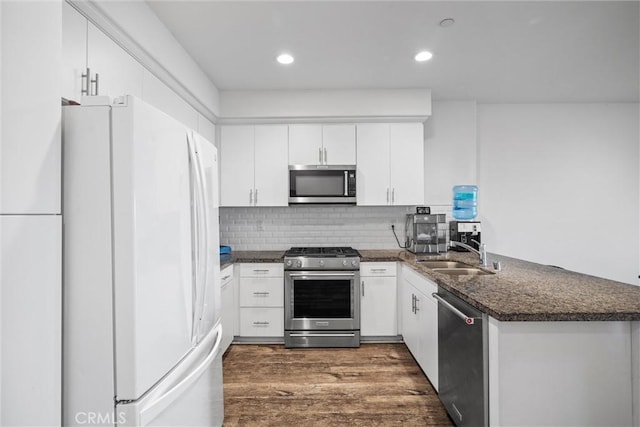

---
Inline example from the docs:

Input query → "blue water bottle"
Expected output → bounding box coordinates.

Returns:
[452,185,478,220]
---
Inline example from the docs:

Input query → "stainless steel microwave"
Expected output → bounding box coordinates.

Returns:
[289,165,357,205]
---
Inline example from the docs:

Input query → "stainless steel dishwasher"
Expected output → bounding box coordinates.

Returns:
[432,287,488,427]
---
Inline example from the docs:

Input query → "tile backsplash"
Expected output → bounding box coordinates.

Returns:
[219,205,452,251]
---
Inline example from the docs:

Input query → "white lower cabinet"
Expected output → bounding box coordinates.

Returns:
[360,262,398,337]
[238,263,284,337]
[401,265,438,391]
[220,264,234,353]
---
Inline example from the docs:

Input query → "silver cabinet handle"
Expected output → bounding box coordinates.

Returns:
[414,295,420,313]
[221,275,231,281]
[370,268,387,273]
[411,294,415,313]
[249,189,253,205]
[432,293,477,325]
[252,291,270,296]
[92,73,99,96]
[252,321,270,326]
[255,188,258,205]
[324,147,327,164]
[81,67,90,95]
[386,188,390,204]
[319,147,322,164]
[361,280,365,297]
[392,188,395,204]
[252,269,270,273]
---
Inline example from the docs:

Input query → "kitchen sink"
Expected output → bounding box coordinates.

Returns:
[430,267,492,276]
[416,260,470,268]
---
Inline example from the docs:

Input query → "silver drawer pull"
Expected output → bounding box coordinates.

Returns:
[252,269,270,273]
[221,275,231,281]
[370,268,387,272]
[252,292,270,296]
[252,321,270,326]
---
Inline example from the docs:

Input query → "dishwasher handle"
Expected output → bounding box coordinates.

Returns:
[432,292,477,325]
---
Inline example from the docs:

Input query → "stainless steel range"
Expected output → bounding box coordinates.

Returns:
[284,247,361,348]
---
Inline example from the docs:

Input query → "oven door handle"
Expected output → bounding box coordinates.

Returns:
[289,333,356,338]
[288,272,356,278]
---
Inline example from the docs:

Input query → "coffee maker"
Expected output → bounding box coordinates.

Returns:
[405,214,447,254]
[449,221,481,251]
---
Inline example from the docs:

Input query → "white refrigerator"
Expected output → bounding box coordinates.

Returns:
[62,95,223,427]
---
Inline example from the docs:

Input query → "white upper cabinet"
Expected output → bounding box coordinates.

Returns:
[254,125,289,207]
[220,125,288,207]
[322,124,356,165]
[389,123,424,205]
[2,1,61,214]
[289,124,356,165]
[61,1,87,102]
[62,3,143,102]
[356,123,424,206]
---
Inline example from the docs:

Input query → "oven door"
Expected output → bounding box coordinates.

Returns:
[284,271,360,331]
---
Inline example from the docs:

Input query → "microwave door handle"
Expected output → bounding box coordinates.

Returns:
[344,171,348,196]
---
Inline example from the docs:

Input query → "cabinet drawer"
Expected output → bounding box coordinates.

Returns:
[239,263,283,278]
[361,262,397,276]
[239,277,284,307]
[221,264,233,287]
[239,308,284,337]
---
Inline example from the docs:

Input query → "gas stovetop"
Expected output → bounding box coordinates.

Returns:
[284,246,361,270]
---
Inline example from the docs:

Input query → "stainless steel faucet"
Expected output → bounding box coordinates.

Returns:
[449,240,488,267]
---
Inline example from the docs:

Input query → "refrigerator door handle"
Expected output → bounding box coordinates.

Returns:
[191,131,210,343]
[187,132,207,344]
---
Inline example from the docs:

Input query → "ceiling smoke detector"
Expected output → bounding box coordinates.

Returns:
[439,18,455,28]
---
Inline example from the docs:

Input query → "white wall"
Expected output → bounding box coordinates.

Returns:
[477,103,639,285]
[424,101,477,205]
[219,89,431,121]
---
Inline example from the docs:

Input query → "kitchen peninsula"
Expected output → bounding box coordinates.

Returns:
[230,248,640,426]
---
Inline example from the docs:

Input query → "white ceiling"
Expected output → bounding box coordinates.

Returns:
[147,1,639,103]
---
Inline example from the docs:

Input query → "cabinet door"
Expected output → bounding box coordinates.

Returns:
[221,281,234,353]
[61,1,87,103]
[390,123,424,205]
[220,126,255,206]
[1,215,61,427]
[254,125,289,207]
[1,1,61,214]
[415,287,438,391]
[361,276,397,336]
[288,124,321,165]
[401,281,420,358]
[87,22,143,99]
[322,124,356,165]
[356,123,390,206]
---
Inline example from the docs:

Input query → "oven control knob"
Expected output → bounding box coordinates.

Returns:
[351,260,358,267]
[296,260,302,268]
[285,260,292,267]
[342,260,348,266]
[319,260,325,267]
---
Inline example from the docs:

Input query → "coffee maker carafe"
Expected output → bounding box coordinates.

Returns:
[405,214,447,254]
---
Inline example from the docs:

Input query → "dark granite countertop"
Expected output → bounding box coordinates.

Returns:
[219,248,640,321]
[360,249,640,322]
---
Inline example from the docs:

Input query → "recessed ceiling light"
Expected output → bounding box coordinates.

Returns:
[277,53,294,65]
[439,18,455,28]
[414,51,433,62]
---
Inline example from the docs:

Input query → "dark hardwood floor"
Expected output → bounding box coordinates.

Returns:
[222,343,453,426]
